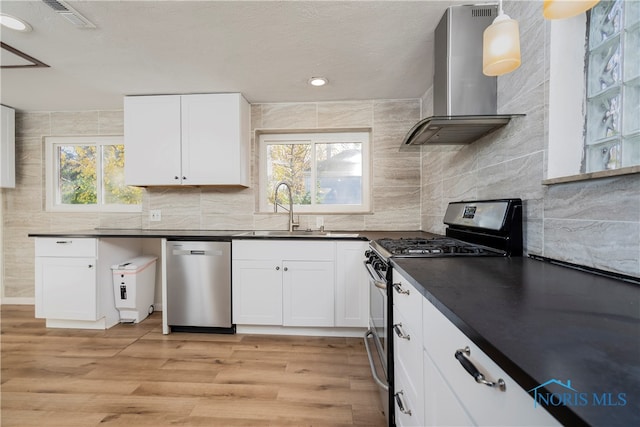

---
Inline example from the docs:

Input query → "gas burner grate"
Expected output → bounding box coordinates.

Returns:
[375,237,504,257]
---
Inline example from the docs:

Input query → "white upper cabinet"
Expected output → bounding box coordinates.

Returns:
[124,93,250,187]
[125,95,181,186]
[1,105,16,188]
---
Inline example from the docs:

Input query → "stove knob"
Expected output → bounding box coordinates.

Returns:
[364,250,372,258]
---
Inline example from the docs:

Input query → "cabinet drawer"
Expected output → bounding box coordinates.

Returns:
[35,238,97,257]
[395,365,425,427]
[423,348,475,427]
[422,299,559,426]
[392,270,421,328]
[232,240,334,261]
[393,306,423,407]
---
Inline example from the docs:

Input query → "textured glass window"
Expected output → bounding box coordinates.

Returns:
[585,0,640,172]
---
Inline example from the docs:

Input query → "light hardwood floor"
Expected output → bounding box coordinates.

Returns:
[1,305,386,427]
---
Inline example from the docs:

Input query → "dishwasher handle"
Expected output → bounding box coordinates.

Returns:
[171,249,223,256]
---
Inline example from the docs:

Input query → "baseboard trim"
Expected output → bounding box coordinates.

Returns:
[236,325,367,337]
[1,297,35,305]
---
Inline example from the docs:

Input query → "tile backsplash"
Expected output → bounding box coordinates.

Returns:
[419,0,640,278]
[2,100,422,298]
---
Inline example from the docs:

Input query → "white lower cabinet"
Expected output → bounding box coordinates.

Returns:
[232,259,283,325]
[392,271,425,427]
[283,260,334,326]
[423,348,475,426]
[36,257,97,320]
[391,268,559,427]
[35,237,142,329]
[335,241,369,327]
[232,239,368,330]
[422,298,560,426]
[232,240,336,327]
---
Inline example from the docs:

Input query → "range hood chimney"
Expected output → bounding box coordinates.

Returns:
[403,4,523,146]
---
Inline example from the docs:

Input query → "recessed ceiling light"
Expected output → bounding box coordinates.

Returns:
[309,77,328,87]
[0,13,32,32]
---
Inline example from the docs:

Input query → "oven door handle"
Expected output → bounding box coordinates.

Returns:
[363,330,389,391]
[363,261,387,290]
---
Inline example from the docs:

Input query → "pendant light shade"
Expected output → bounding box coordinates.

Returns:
[543,0,600,20]
[483,12,521,76]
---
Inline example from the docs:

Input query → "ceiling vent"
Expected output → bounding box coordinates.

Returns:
[42,0,96,28]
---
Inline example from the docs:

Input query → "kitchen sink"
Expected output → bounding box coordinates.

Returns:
[237,230,360,238]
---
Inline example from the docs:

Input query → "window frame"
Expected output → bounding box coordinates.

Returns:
[545,2,640,184]
[45,136,142,213]
[258,130,371,214]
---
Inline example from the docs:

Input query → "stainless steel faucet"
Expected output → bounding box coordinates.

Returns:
[273,181,299,232]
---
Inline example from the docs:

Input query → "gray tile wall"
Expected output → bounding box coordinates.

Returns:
[419,1,640,278]
[1,99,422,298]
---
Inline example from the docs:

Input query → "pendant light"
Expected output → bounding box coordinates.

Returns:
[543,0,600,20]
[482,0,521,76]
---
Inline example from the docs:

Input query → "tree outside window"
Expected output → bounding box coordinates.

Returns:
[260,132,370,213]
[46,136,142,212]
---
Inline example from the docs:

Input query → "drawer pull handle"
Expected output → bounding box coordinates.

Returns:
[455,346,506,391]
[56,241,71,244]
[393,283,410,295]
[393,323,410,340]
[394,390,412,416]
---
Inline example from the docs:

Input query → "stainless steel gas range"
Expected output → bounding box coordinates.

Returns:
[363,199,523,427]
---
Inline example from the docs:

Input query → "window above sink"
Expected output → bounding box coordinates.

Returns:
[257,130,371,214]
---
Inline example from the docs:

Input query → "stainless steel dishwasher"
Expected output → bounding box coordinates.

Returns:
[166,240,234,333]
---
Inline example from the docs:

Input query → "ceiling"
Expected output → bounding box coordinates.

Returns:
[0,0,468,112]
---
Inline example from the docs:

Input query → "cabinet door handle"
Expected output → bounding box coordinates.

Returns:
[275,266,280,270]
[455,347,506,391]
[183,176,187,180]
[88,264,94,268]
[174,176,180,180]
[393,283,410,295]
[283,267,288,272]
[394,390,412,416]
[393,323,410,340]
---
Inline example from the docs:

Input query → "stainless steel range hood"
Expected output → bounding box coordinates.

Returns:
[403,4,523,146]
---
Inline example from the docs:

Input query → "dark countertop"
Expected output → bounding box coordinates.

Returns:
[391,256,640,427]
[28,228,244,241]
[27,228,435,241]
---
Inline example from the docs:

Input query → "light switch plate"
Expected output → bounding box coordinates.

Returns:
[149,210,161,222]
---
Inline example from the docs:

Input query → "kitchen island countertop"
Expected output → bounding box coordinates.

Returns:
[391,255,640,427]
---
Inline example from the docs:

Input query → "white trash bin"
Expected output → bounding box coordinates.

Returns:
[111,255,157,323]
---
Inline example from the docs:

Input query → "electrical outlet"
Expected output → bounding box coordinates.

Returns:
[149,210,162,222]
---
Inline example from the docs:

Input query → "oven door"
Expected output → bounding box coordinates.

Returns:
[363,258,389,423]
